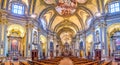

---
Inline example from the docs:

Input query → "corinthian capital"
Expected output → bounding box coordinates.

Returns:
[26,23,34,29]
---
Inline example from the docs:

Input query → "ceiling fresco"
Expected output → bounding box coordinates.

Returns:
[38,0,98,33]
[13,0,110,44]
[44,0,88,16]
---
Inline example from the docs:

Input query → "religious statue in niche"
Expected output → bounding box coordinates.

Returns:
[95,30,101,50]
[96,30,100,43]
[33,31,37,44]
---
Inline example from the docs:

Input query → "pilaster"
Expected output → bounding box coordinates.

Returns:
[0,17,8,56]
[25,22,34,58]
[75,33,80,57]
[53,33,57,57]
[38,28,42,59]
[102,22,108,57]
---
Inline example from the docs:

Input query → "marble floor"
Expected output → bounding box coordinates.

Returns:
[59,57,74,65]
[2,57,120,65]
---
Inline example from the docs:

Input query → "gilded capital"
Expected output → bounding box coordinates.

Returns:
[0,18,8,24]
[26,23,34,28]
[38,28,41,32]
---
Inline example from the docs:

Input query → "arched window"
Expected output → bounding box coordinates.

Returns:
[108,1,120,13]
[11,2,25,15]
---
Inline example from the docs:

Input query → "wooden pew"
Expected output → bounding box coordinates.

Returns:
[28,60,34,65]
[98,60,105,65]
[0,63,5,65]
[19,61,27,65]
[80,61,99,65]
[102,61,112,65]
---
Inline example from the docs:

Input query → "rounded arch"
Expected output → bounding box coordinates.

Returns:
[7,24,26,38]
[57,28,75,37]
[39,6,57,30]
[107,23,120,37]
[107,23,120,57]
[39,6,55,19]
[77,5,94,18]
[75,13,85,30]
[76,5,94,30]
[53,20,79,33]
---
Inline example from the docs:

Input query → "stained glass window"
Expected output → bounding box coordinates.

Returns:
[109,2,120,13]
[12,3,25,15]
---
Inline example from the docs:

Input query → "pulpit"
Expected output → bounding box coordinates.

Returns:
[31,49,38,61]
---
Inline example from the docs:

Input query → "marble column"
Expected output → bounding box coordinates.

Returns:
[75,33,80,57]
[25,23,34,58]
[0,17,8,56]
[110,38,113,57]
[90,27,95,58]
[57,40,61,56]
[73,38,76,56]
[0,20,2,55]
[47,34,51,59]
[99,23,104,57]
[38,28,42,59]
[53,34,57,57]
[102,22,108,57]
[82,35,86,58]
[100,23,107,57]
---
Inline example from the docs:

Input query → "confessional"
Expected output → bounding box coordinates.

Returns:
[95,49,101,60]
[31,49,38,61]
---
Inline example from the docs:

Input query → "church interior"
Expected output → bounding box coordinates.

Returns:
[0,0,120,65]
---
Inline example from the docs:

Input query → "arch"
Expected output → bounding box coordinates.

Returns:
[107,23,120,37]
[7,24,26,38]
[107,23,120,57]
[54,20,79,33]
[48,13,58,29]
[77,5,94,18]
[77,5,94,30]
[39,6,55,19]
[57,28,75,38]
[75,13,84,30]
[39,6,56,30]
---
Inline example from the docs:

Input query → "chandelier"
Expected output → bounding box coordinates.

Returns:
[55,0,77,16]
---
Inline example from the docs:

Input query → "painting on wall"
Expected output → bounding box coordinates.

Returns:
[50,42,54,51]
[116,38,120,50]
[79,41,83,50]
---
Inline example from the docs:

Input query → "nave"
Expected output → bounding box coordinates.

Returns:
[0,56,119,65]
[1,0,120,65]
